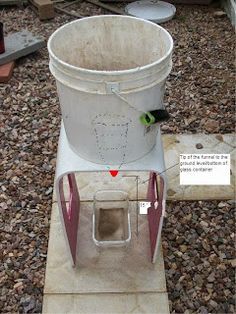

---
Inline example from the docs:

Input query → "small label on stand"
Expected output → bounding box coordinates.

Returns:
[139,202,151,214]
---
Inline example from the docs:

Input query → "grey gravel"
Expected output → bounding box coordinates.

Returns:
[163,200,235,313]
[196,143,203,149]
[162,5,235,134]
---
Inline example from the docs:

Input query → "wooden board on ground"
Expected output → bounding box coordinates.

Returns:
[100,0,212,3]
[0,0,24,5]
[163,0,212,3]
[85,0,124,14]
[100,0,134,2]
[54,5,83,18]
[0,61,15,83]
[29,0,55,20]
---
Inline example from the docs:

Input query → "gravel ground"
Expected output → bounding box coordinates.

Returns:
[163,200,235,314]
[0,3,235,314]
[163,7,235,134]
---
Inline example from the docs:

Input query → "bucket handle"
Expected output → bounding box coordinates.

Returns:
[111,87,145,114]
[111,87,170,126]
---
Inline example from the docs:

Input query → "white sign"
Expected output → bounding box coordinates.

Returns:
[139,202,151,214]
[180,154,230,185]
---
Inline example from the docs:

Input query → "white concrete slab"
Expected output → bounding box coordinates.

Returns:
[43,202,170,313]
[163,134,235,200]
[0,30,45,65]
[43,292,170,314]
[44,202,167,294]
[53,134,235,202]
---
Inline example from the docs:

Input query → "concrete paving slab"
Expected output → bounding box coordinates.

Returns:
[43,201,169,313]
[53,134,235,202]
[220,134,236,148]
[0,30,45,65]
[43,292,170,314]
[163,134,235,200]
[44,202,167,294]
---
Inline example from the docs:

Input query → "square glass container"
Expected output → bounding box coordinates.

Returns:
[92,190,131,248]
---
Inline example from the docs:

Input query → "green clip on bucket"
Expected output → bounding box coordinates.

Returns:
[140,112,156,126]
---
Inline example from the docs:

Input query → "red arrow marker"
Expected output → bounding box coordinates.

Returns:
[109,170,119,177]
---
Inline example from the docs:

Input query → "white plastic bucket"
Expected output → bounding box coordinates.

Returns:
[48,15,173,165]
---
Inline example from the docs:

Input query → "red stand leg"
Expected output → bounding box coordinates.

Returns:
[147,172,164,262]
[58,173,80,266]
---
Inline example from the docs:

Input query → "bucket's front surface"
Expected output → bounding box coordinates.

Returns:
[48,15,173,165]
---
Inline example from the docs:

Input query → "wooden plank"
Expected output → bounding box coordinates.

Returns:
[85,0,124,14]
[0,61,14,83]
[55,5,83,18]
[61,0,80,9]
[52,0,65,3]
[29,0,55,20]
[166,0,212,3]
[0,0,25,6]
[100,0,133,2]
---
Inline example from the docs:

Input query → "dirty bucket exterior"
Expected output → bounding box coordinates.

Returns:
[48,15,173,165]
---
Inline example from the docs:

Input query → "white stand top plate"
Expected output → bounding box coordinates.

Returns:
[125,0,176,23]
[56,121,166,178]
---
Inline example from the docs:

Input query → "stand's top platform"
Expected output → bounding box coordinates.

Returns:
[56,122,166,178]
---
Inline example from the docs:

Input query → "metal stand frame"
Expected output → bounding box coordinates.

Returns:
[55,122,167,266]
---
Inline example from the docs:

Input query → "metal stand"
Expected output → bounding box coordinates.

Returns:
[55,121,167,266]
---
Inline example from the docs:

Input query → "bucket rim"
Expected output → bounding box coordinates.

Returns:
[47,15,173,76]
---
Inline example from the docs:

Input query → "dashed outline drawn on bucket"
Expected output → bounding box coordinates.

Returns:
[92,113,132,165]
